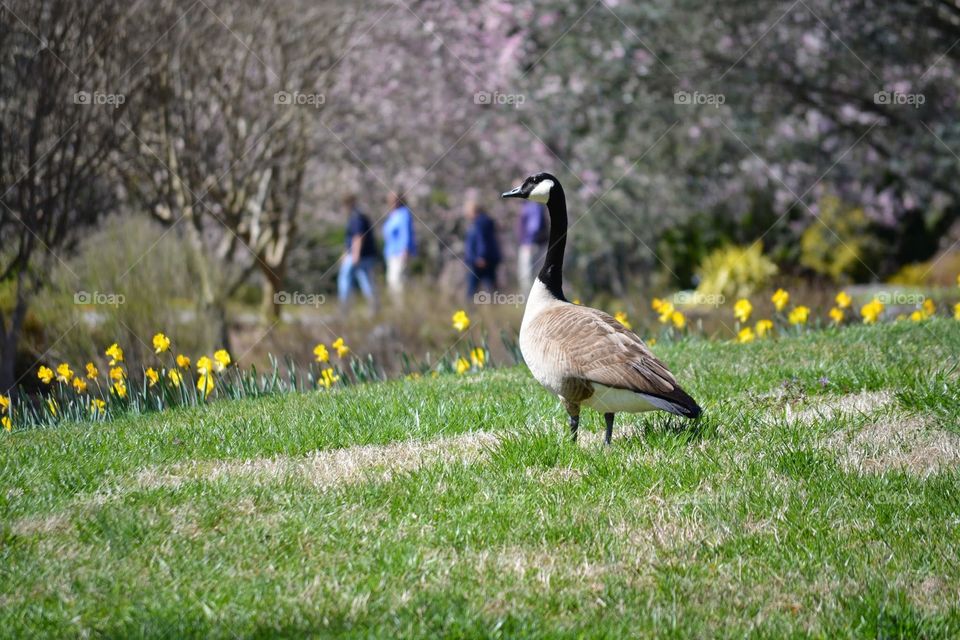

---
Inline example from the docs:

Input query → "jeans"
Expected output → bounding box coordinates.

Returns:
[338,255,377,309]
[517,243,546,291]
[467,265,497,302]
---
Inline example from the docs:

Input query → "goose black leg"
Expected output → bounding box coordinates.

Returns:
[604,412,615,445]
[563,401,581,443]
[569,414,580,442]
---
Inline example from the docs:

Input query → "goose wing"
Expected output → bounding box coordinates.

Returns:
[530,304,700,416]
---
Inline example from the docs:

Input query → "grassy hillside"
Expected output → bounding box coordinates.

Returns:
[2,320,959,638]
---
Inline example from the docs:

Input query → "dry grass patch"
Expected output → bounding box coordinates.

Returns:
[826,414,960,476]
[788,390,894,424]
[136,431,500,490]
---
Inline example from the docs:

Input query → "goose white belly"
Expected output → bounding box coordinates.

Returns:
[519,280,568,396]
[582,384,660,413]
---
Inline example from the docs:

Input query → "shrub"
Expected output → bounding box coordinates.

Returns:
[32,214,218,370]
[695,243,778,299]
[799,195,879,282]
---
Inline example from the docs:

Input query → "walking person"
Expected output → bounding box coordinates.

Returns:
[464,195,501,302]
[516,198,548,291]
[337,194,379,315]
[382,190,415,303]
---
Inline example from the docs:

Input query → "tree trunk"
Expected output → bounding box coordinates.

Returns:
[260,264,285,321]
[0,274,30,394]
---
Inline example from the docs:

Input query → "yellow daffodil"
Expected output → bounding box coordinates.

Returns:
[922,298,935,317]
[196,356,213,375]
[55,363,73,383]
[755,319,774,338]
[734,298,752,323]
[452,310,470,332]
[145,367,159,387]
[2,415,11,432]
[152,332,171,354]
[72,377,87,394]
[909,310,925,322]
[47,398,58,416]
[318,368,339,389]
[112,379,127,399]
[105,343,124,365]
[954,302,960,320]
[109,366,125,382]
[197,373,215,397]
[829,307,845,324]
[737,327,756,343]
[213,349,231,372]
[861,298,884,324]
[470,347,486,368]
[0,394,8,412]
[835,291,852,309]
[38,366,53,384]
[313,344,330,363]
[657,301,675,324]
[176,354,191,369]
[771,288,789,312]
[671,310,686,330]
[332,337,350,358]
[85,362,98,379]
[90,398,106,414]
[572,298,581,305]
[647,338,657,346]
[614,311,632,330]
[651,298,665,313]
[168,369,183,387]
[455,357,470,374]
[788,306,810,325]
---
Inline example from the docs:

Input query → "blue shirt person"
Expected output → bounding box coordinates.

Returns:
[337,195,378,313]
[464,199,501,302]
[382,191,416,301]
[516,200,547,290]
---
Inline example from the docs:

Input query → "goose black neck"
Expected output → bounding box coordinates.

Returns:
[537,184,567,301]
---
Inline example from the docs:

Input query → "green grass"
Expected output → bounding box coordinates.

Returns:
[2,319,959,638]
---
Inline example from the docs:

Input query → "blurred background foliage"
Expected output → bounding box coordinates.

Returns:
[3,0,960,389]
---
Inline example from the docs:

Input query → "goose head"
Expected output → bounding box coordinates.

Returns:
[500,172,559,204]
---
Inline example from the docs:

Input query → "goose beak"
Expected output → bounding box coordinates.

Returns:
[501,185,524,199]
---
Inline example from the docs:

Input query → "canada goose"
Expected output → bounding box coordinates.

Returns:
[501,173,702,445]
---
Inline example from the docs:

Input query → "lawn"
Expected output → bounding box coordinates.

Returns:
[2,320,959,638]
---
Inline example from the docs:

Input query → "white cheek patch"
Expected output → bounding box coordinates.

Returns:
[529,179,553,203]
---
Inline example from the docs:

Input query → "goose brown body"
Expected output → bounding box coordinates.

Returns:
[503,172,701,443]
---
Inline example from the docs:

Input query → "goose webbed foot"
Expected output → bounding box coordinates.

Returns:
[604,412,615,445]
